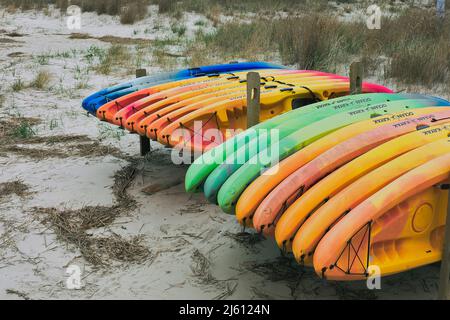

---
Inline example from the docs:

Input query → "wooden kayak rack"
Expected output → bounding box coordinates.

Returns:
[136,69,151,156]
[135,65,450,298]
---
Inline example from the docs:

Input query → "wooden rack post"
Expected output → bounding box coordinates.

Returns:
[350,61,363,95]
[247,72,261,128]
[136,68,151,156]
[439,184,450,300]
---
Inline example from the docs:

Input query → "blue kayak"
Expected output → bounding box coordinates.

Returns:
[82,61,286,114]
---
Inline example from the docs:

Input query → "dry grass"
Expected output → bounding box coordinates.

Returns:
[152,0,330,16]
[95,44,133,75]
[5,289,31,300]
[189,248,238,299]
[188,7,450,89]
[33,206,150,266]
[31,160,148,267]
[189,20,273,62]
[224,231,264,248]
[0,117,130,160]
[0,117,40,140]
[0,139,130,160]
[69,33,153,45]
[11,78,25,92]
[30,70,52,90]
[0,0,151,24]
[0,180,30,200]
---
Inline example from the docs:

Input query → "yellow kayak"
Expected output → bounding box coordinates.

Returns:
[313,151,450,280]
[292,138,450,266]
[236,107,450,229]
[274,123,450,253]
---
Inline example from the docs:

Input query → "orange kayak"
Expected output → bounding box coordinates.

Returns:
[313,151,450,280]
[236,107,450,230]
[158,82,381,152]
[253,108,450,236]
[291,138,450,266]
[96,70,333,124]
[274,123,450,252]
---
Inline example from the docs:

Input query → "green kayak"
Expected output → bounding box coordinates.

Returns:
[185,93,407,193]
[201,94,443,203]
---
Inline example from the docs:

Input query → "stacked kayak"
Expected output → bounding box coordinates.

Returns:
[186,92,450,280]
[82,61,286,114]
[82,62,393,153]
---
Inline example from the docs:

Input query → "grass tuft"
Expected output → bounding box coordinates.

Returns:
[31,70,52,89]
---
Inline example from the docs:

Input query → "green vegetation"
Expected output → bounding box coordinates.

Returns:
[187,8,450,87]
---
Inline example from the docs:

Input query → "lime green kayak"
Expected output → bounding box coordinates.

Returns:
[185,93,409,193]
[216,98,448,213]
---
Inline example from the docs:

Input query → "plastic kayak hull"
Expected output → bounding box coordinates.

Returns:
[185,93,417,194]
[124,73,348,135]
[313,151,450,280]
[250,108,450,234]
[274,124,450,252]
[82,61,288,113]
[216,99,450,214]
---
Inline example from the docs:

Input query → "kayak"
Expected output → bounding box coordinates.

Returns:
[274,123,450,252]
[205,97,450,205]
[313,151,450,280]
[160,82,395,153]
[292,138,450,266]
[235,107,450,227]
[250,108,450,234]
[216,99,450,214]
[140,77,352,139]
[184,93,433,194]
[82,61,287,114]
[110,70,332,127]
[95,69,300,122]
[123,73,349,134]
